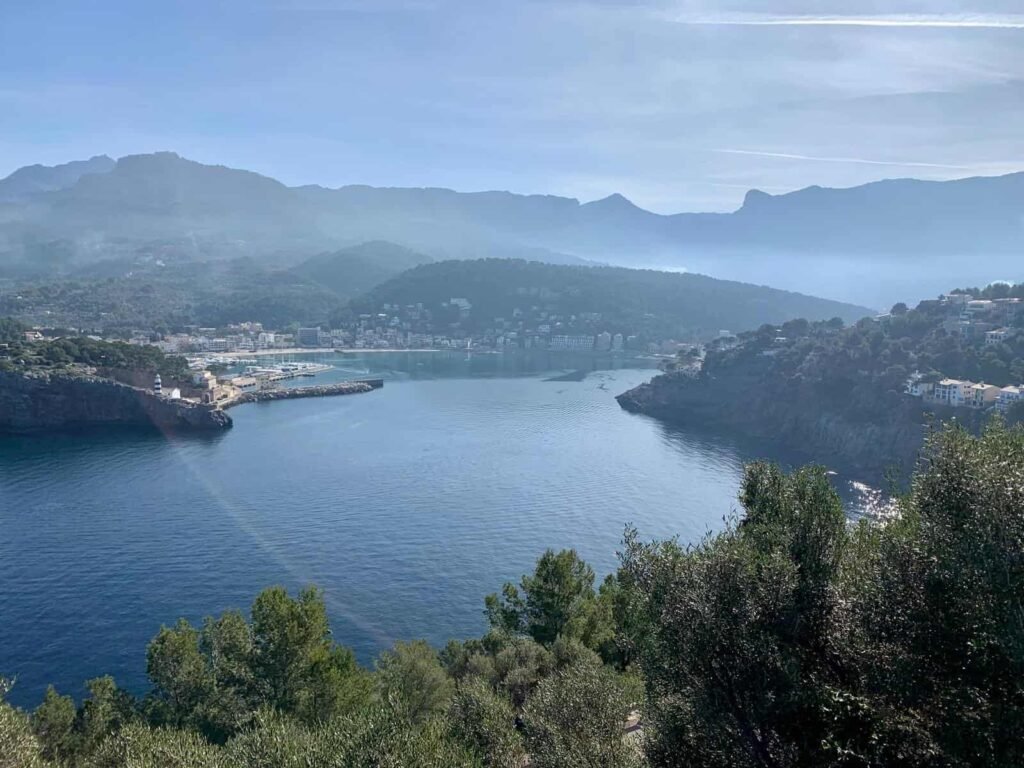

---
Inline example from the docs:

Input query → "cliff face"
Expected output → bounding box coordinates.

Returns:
[617,371,941,479]
[0,370,232,433]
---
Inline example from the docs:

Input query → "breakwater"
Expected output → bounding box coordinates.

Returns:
[226,379,383,407]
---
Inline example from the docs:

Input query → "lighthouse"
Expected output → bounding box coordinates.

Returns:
[153,373,162,396]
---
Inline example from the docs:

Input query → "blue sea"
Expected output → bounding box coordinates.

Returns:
[0,351,880,706]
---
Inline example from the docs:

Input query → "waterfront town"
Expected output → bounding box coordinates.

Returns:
[11,288,1023,416]
[901,292,1024,414]
[24,297,697,357]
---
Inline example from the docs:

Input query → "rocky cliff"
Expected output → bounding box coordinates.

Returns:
[616,371,963,479]
[0,370,232,433]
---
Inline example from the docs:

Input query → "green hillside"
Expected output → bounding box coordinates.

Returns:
[346,259,872,338]
[290,241,432,301]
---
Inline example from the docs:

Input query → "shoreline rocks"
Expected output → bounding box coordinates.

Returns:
[225,379,382,407]
[616,371,961,481]
[0,370,232,434]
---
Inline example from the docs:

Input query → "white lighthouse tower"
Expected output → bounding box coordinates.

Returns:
[153,373,162,396]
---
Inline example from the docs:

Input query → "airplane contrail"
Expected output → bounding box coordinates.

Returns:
[676,15,1024,29]
[711,149,975,170]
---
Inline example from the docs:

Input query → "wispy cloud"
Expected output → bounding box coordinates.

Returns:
[711,148,976,170]
[675,14,1024,30]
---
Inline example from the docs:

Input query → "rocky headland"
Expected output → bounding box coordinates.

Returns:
[0,369,232,433]
[616,370,984,480]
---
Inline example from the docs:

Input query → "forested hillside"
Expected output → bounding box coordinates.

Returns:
[346,259,871,338]
[290,241,433,300]
[0,241,430,331]
[618,285,1024,474]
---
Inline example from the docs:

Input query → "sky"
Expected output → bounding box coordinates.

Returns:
[1,0,1022,212]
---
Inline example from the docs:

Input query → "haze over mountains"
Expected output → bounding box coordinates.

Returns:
[1,151,1021,308]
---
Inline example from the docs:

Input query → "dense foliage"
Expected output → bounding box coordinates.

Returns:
[0,258,342,332]
[953,282,1024,300]
[0,332,188,379]
[343,258,870,338]
[702,289,1024,424]
[623,420,1024,767]
[2,421,1022,766]
[291,241,433,300]
[0,317,27,343]
[1,555,638,767]
[3,252,871,337]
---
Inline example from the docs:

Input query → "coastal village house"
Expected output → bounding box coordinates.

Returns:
[969,382,1002,408]
[999,386,1022,412]
[905,372,934,398]
[915,376,1021,412]
[986,328,1011,345]
[932,378,973,407]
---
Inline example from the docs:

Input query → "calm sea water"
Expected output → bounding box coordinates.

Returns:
[0,351,879,706]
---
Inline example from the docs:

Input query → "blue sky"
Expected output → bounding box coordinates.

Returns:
[2,0,1022,211]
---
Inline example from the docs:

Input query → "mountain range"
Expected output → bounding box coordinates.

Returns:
[1,151,1021,308]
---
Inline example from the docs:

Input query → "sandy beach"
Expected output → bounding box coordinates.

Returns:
[213,347,446,359]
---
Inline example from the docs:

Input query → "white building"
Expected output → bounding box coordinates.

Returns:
[986,328,1010,345]
[549,334,595,351]
[932,379,972,407]
[997,386,1022,413]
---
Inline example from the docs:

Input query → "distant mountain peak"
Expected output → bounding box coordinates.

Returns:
[114,151,187,169]
[586,192,637,209]
[0,154,115,201]
[739,188,773,209]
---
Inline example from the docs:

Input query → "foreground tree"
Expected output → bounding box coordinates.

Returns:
[80,724,227,768]
[521,658,638,768]
[623,421,1024,767]
[1,680,49,768]
[145,586,370,742]
[448,678,525,768]
[485,549,610,649]
[850,420,1024,766]
[375,640,454,725]
[31,686,77,764]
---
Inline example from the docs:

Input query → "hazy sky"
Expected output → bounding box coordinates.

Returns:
[2,0,1022,212]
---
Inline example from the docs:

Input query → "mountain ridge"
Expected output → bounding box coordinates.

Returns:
[6,150,1021,216]
[1,151,1021,308]
[0,154,115,202]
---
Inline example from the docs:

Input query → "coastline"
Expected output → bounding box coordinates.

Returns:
[615,371,927,482]
[214,348,446,358]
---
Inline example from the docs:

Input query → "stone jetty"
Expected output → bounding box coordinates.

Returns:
[225,379,383,407]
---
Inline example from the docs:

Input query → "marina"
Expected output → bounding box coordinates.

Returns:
[239,362,333,383]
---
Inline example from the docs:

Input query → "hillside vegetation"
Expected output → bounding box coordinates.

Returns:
[289,241,433,300]
[0,242,432,332]
[3,422,1023,766]
[346,258,871,337]
[2,254,870,338]
[617,284,1024,474]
